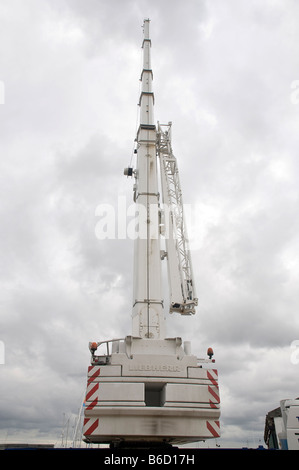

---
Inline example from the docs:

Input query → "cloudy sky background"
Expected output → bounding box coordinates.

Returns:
[0,0,299,448]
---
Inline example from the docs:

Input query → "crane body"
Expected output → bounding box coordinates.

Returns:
[83,20,220,447]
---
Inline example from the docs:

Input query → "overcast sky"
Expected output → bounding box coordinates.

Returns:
[0,0,299,448]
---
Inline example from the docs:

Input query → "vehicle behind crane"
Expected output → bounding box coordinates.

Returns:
[264,398,299,450]
[83,19,220,448]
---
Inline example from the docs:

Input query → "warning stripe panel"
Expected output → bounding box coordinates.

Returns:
[206,420,220,438]
[208,385,220,403]
[83,418,99,436]
[85,382,99,402]
[88,366,101,383]
[207,370,218,386]
[86,397,98,411]
[207,369,220,408]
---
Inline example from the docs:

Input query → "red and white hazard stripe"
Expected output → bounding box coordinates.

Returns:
[207,369,218,386]
[87,365,101,383]
[83,367,101,434]
[207,369,220,408]
[85,381,99,410]
[83,417,99,436]
[86,381,99,401]
[84,366,101,412]
[206,420,220,438]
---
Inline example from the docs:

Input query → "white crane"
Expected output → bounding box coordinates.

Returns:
[83,19,220,448]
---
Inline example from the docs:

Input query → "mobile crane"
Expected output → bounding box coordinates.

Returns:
[83,19,220,447]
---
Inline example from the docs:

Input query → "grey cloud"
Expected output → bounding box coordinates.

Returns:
[0,0,299,448]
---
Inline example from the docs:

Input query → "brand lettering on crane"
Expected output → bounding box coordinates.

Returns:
[129,363,181,372]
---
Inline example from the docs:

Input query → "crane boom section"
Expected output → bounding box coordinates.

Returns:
[131,19,165,339]
[157,122,198,315]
